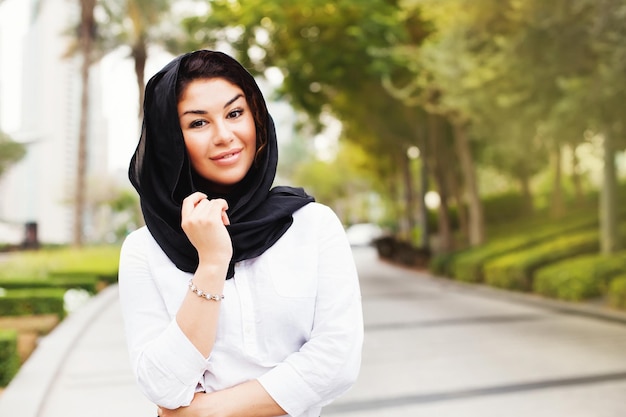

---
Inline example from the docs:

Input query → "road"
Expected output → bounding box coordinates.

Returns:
[3,246,625,417]
[325,246,626,416]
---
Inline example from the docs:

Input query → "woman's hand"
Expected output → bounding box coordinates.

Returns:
[157,380,286,417]
[181,192,232,265]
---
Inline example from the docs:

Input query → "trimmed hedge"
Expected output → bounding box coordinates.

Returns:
[0,288,67,319]
[533,251,626,301]
[451,214,598,283]
[0,275,99,294]
[483,229,600,291]
[608,275,626,310]
[0,329,19,387]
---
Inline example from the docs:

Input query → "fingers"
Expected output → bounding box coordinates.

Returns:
[181,194,229,225]
[181,192,208,219]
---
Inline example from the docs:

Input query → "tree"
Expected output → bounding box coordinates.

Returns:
[0,131,26,178]
[97,0,176,118]
[73,0,97,247]
[180,0,430,234]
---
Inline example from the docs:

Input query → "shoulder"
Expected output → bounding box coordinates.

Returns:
[120,226,161,258]
[293,202,338,222]
[121,225,152,248]
[290,202,346,239]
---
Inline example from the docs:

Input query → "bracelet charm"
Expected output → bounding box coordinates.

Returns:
[188,279,224,301]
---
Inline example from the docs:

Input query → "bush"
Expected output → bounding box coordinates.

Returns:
[451,214,598,283]
[0,275,99,294]
[0,329,19,387]
[0,288,67,319]
[483,229,601,291]
[533,252,626,301]
[608,275,626,310]
[0,245,120,282]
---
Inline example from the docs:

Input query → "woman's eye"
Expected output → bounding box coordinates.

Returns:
[227,109,243,119]
[190,120,207,128]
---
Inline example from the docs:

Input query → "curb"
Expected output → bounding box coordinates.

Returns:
[421,270,626,325]
[0,285,119,417]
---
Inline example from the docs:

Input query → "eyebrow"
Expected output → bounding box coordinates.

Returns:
[181,94,244,116]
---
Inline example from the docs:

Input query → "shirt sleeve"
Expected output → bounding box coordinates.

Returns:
[118,229,209,409]
[257,206,364,416]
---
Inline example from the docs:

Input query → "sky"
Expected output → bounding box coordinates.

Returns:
[0,0,28,133]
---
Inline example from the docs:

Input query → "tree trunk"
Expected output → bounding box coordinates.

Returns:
[448,167,468,244]
[550,145,565,219]
[133,39,148,119]
[453,122,485,246]
[428,113,452,252]
[600,132,620,254]
[73,0,96,247]
[570,144,585,205]
[402,152,416,241]
[519,173,534,214]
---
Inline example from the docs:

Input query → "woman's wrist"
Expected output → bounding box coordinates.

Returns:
[193,262,227,288]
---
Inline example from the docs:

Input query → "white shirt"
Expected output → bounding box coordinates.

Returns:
[118,203,363,416]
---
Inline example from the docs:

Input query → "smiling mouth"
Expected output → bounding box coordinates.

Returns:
[212,150,240,161]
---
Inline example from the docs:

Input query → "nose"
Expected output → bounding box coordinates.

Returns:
[212,120,234,145]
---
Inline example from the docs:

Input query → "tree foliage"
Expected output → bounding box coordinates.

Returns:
[0,131,26,179]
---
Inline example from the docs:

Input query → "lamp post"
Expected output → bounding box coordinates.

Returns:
[406,146,429,250]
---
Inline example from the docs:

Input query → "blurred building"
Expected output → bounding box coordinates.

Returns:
[0,0,108,244]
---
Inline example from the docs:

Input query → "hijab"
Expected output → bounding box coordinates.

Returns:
[129,50,314,279]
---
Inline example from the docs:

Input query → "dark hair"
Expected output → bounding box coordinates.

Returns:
[176,50,269,162]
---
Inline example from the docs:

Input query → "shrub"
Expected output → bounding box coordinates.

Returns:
[0,276,99,294]
[0,245,120,282]
[0,288,67,319]
[428,252,459,276]
[0,329,19,387]
[483,229,601,291]
[608,275,626,310]
[451,214,598,283]
[533,252,626,301]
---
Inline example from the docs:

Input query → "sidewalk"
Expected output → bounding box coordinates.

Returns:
[1,247,625,416]
[0,285,154,417]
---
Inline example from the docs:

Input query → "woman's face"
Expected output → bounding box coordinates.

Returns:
[178,77,257,192]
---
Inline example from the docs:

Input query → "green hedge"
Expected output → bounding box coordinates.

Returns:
[0,329,19,387]
[0,275,99,294]
[0,288,67,319]
[483,229,601,291]
[451,214,598,283]
[608,275,626,310]
[533,251,626,301]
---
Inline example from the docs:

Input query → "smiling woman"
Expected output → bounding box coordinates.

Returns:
[118,50,363,417]
[177,79,257,192]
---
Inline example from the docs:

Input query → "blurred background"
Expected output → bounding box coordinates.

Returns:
[0,0,625,286]
[0,0,625,402]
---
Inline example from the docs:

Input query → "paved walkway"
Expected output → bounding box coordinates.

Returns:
[1,246,626,416]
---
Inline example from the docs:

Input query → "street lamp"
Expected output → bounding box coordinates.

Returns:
[406,145,429,250]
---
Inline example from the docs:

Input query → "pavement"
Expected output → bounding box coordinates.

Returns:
[1,246,626,416]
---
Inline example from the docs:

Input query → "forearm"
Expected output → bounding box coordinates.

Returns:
[159,379,286,417]
[176,262,227,358]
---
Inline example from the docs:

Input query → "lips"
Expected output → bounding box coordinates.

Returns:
[211,149,242,161]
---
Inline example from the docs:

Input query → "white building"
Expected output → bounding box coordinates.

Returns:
[0,0,108,244]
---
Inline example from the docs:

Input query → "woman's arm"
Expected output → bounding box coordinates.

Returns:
[118,193,233,409]
[158,380,286,417]
[256,204,364,416]
[177,193,231,358]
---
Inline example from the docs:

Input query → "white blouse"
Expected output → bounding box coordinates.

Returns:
[118,202,363,417]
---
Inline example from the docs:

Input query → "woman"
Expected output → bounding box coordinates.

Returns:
[118,50,363,417]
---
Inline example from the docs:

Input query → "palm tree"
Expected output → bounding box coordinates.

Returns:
[73,0,97,246]
[98,0,174,118]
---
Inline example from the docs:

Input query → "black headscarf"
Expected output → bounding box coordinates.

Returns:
[129,51,314,279]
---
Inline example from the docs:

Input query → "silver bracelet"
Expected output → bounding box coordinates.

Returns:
[188,279,224,301]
